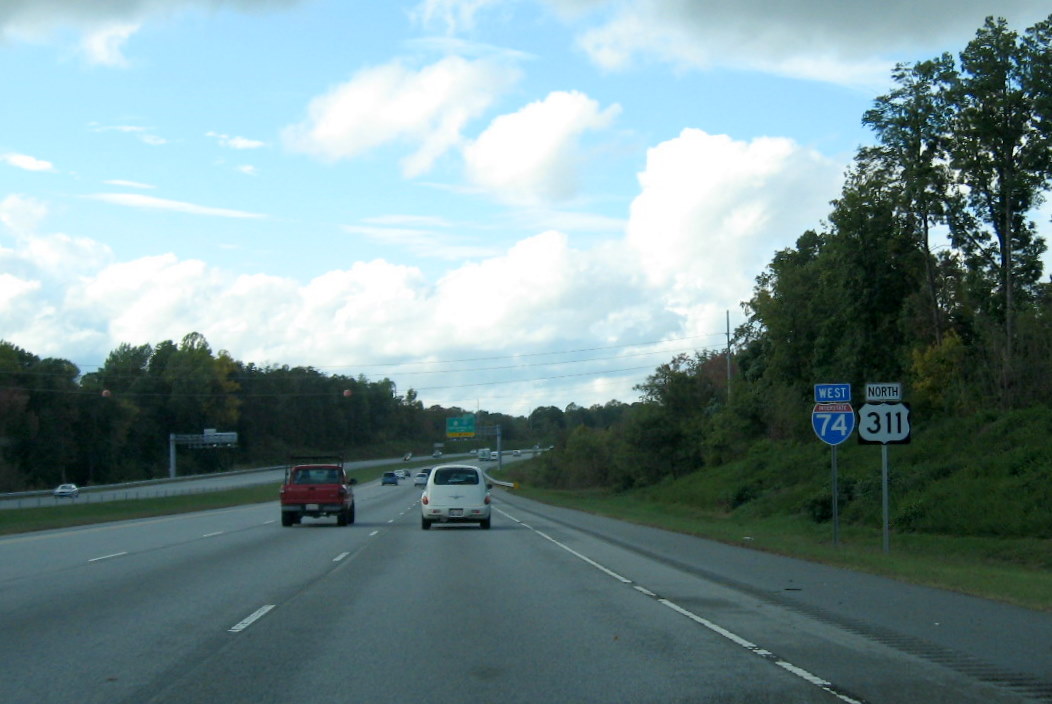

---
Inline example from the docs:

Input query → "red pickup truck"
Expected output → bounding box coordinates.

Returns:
[279,457,357,527]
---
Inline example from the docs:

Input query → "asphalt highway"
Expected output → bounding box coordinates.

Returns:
[1,477,1049,704]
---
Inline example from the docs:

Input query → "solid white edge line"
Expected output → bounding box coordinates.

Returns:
[507,506,865,704]
[88,551,127,562]
[229,605,275,633]
[659,599,865,704]
[533,529,632,583]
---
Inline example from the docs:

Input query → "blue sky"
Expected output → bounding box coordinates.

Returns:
[2,0,1050,416]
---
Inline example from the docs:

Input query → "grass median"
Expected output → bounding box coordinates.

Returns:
[0,465,404,537]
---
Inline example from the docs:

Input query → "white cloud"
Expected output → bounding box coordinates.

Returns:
[86,193,266,219]
[463,90,621,204]
[79,22,139,67]
[89,124,169,145]
[282,55,521,177]
[235,165,258,176]
[624,128,841,332]
[90,124,147,133]
[0,194,48,236]
[410,0,501,33]
[207,131,266,149]
[1,153,55,172]
[341,222,497,260]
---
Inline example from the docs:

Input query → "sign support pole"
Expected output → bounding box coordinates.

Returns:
[881,444,890,554]
[831,446,839,547]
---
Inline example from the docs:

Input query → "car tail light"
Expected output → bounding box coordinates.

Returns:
[422,495,429,505]
[484,495,491,504]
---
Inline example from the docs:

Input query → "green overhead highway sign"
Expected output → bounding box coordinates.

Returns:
[446,414,476,438]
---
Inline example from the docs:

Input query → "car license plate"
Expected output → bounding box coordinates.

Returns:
[449,509,463,517]
[306,504,319,511]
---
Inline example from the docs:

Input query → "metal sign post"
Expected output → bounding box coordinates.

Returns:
[858,383,911,554]
[812,385,854,547]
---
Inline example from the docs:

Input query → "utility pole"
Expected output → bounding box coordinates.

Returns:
[726,310,732,402]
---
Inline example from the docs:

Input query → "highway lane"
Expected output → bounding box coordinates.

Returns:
[1,481,1048,704]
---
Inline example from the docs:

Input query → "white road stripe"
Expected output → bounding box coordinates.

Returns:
[202,531,224,538]
[88,551,127,562]
[369,530,379,537]
[533,529,632,583]
[512,508,867,704]
[229,605,275,633]
[333,552,350,562]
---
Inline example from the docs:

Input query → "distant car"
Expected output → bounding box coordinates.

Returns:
[513,449,521,456]
[381,471,399,486]
[403,452,413,461]
[420,465,491,530]
[395,469,408,479]
[53,483,79,498]
[432,450,442,458]
[413,472,428,487]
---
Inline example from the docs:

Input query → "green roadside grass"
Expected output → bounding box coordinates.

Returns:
[0,484,280,536]
[508,485,1052,613]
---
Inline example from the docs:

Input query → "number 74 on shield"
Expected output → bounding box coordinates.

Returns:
[812,402,855,445]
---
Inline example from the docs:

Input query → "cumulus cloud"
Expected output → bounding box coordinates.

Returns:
[282,55,521,177]
[463,90,621,205]
[0,191,667,408]
[624,128,841,333]
[85,193,266,219]
[561,0,1052,87]
[0,196,115,355]
[1,153,55,172]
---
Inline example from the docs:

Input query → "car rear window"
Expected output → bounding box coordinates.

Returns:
[433,468,479,485]
[294,468,341,483]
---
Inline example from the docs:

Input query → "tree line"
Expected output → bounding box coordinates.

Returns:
[0,332,532,491]
[527,15,1052,493]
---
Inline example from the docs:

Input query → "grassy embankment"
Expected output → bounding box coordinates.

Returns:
[498,406,1052,612]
